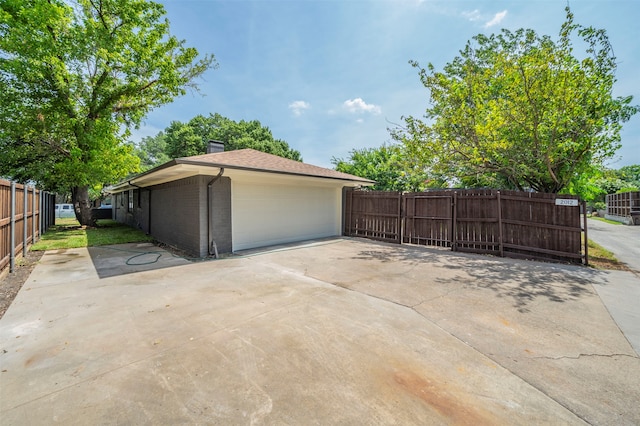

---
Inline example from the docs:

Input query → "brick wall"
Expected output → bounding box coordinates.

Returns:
[113,189,150,233]
[150,176,207,257]
[210,177,232,253]
[112,174,233,257]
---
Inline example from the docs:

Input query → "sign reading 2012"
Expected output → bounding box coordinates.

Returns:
[555,198,579,207]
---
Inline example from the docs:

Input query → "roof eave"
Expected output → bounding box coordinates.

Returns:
[107,159,189,193]
[107,157,374,193]
[175,158,375,185]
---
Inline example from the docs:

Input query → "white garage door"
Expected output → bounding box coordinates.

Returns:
[232,179,342,251]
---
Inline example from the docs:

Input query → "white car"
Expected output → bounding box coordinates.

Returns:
[55,204,75,218]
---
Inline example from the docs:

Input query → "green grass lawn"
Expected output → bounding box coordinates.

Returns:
[588,216,622,225]
[585,236,627,270]
[31,218,153,251]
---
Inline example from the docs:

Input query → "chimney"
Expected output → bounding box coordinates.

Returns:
[207,140,225,154]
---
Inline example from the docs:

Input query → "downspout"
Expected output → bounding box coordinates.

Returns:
[207,168,225,258]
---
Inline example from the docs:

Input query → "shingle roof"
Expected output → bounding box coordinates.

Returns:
[178,149,374,183]
[109,148,374,192]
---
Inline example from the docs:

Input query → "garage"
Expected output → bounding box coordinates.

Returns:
[108,145,373,257]
[230,173,343,251]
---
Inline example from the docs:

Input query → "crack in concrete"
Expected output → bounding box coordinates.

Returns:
[314,258,640,423]
[418,286,466,305]
[533,353,638,361]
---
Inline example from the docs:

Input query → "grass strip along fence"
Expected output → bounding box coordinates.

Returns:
[31,218,154,251]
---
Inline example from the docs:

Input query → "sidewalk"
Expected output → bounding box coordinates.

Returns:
[587,218,640,354]
[588,217,640,272]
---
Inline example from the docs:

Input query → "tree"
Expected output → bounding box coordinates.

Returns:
[331,145,435,191]
[591,165,640,197]
[133,132,171,171]
[568,164,640,211]
[393,7,638,195]
[162,113,302,161]
[0,0,215,225]
[617,165,640,190]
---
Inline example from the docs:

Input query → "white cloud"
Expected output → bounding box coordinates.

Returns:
[462,9,482,22]
[342,98,381,115]
[288,100,310,116]
[462,9,508,28]
[484,10,507,28]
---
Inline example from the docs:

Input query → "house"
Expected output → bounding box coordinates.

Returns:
[108,141,374,257]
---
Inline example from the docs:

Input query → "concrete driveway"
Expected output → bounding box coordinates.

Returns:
[1,238,639,425]
[587,218,640,273]
[586,218,640,356]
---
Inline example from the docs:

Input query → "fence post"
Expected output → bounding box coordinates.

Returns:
[32,187,37,242]
[10,181,16,273]
[402,194,408,244]
[23,184,28,257]
[497,191,504,257]
[451,191,458,252]
[42,192,46,230]
[38,190,44,235]
[583,200,589,266]
[397,192,402,244]
[44,192,49,230]
[47,192,52,229]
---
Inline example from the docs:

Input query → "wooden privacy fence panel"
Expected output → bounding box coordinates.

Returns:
[0,180,56,273]
[344,189,586,265]
[344,190,402,244]
[606,191,640,224]
[464,190,582,263]
[403,193,452,247]
[453,190,502,254]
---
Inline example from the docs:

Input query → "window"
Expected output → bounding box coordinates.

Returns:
[128,189,134,212]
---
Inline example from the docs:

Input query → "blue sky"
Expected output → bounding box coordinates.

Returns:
[132,0,640,169]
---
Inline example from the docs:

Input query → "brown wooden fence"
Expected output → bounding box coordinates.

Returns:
[344,190,402,244]
[606,191,640,225]
[344,189,587,265]
[1,180,56,273]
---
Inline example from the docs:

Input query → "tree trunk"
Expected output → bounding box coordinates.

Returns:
[71,185,95,226]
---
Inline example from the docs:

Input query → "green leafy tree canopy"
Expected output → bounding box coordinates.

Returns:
[392,7,638,196]
[133,132,171,171]
[159,113,302,162]
[0,0,215,224]
[331,145,437,191]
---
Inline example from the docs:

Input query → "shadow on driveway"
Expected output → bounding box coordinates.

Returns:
[1,237,638,425]
[351,243,597,313]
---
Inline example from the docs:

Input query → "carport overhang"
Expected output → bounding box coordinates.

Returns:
[107,159,374,193]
